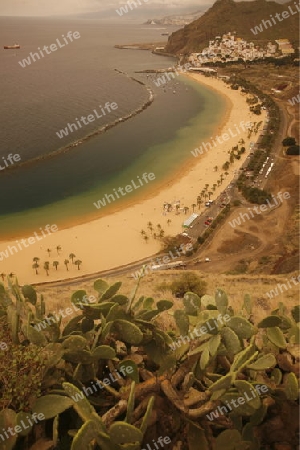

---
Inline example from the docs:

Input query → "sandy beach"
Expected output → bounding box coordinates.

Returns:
[0,74,266,285]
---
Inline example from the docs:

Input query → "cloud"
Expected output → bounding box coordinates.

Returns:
[0,0,291,16]
[0,0,204,16]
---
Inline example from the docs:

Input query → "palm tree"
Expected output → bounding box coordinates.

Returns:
[224,171,229,177]
[159,229,165,238]
[75,260,82,270]
[43,262,50,276]
[32,263,39,275]
[197,196,202,210]
[220,174,224,183]
[33,257,40,265]
[140,230,146,236]
[217,180,221,187]
[69,253,76,264]
[46,248,51,257]
[147,222,153,234]
[53,261,59,271]
[167,219,172,226]
[0,273,5,281]
[191,203,196,212]
[204,183,209,191]
[212,184,217,192]
[56,245,62,255]
[143,235,149,244]
[208,191,213,200]
[175,205,180,213]
[184,207,189,215]
[214,165,218,172]
[153,233,157,239]
[9,273,14,278]
[156,224,162,231]
[64,259,70,271]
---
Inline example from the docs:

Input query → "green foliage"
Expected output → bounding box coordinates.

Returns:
[92,345,116,360]
[0,279,298,450]
[240,186,272,204]
[32,395,73,419]
[258,315,282,328]
[291,305,300,323]
[0,409,17,450]
[267,326,287,349]
[282,136,296,146]
[156,299,173,311]
[220,327,241,356]
[109,422,143,445]
[112,320,144,345]
[170,272,207,298]
[174,310,189,336]
[183,292,201,315]
[286,144,300,155]
[246,353,276,370]
[0,319,47,410]
[140,397,154,434]
[215,289,228,315]
[227,316,255,339]
[284,372,299,401]
[21,285,37,305]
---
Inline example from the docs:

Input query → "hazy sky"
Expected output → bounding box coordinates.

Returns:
[0,0,288,17]
[0,0,206,17]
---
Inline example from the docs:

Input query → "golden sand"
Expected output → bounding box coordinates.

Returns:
[0,74,266,284]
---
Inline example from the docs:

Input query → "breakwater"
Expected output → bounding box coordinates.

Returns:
[1,70,154,173]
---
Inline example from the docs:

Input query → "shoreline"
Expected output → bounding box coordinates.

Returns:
[0,74,265,284]
[0,77,230,240]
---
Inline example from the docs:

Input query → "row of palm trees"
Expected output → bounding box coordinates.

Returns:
[44,245,62,257]
[140,222,166,243]
[138,167,231,243]
[32,252,82,276]
[0,273,14,282]
[195,176,228,211]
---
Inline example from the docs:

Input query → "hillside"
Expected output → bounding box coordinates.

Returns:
[165,0,300,54]
[144,9,205,26]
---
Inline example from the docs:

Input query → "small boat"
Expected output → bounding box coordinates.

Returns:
[4,44,20,49]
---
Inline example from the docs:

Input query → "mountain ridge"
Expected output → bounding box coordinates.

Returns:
[144,9,206,26]
[165,0,300,54]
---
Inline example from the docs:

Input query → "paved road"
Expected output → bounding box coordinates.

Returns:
[33,100,290,290]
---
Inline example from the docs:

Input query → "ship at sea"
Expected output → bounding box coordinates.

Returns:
[4,44,20,49]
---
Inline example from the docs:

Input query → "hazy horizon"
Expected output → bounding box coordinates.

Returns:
[0,0,290,18]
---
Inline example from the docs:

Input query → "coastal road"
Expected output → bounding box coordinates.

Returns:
[31,96,292,290]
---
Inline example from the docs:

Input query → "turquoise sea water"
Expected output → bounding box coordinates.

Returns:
[0,19,226,237]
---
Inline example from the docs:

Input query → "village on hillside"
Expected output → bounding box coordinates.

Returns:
[185,32,295,66]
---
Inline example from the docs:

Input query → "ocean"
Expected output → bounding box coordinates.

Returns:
[0,18,226,237]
